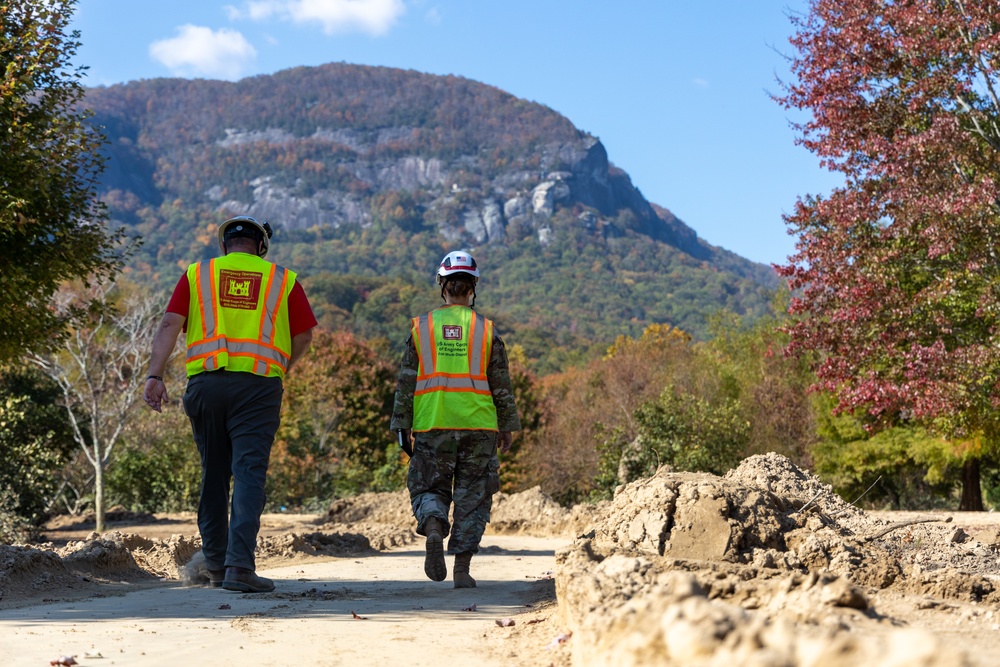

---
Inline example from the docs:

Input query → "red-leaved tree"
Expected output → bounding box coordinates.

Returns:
[777,0,1000,510]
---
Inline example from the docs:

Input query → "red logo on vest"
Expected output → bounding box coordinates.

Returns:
[219,270,262,310]
[442,325,463,340]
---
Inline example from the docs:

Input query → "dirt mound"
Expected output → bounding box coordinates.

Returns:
[321,485,595,543]
[257,530,381,560]
[57,532,161,583]
[0,546,80,604]
[491,487,603,538]
[325,490,414,526]
[556,453,1000,666]
[110,533,202,579]
[0,532,177,608]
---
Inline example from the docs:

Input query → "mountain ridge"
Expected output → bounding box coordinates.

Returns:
[85,62,778,370]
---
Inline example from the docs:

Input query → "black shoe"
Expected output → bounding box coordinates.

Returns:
[222,567,275,593]
[208,568,226,588]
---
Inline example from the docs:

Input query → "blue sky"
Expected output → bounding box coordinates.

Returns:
[71,0,841,267]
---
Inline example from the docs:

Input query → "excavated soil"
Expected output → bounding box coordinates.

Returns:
[557,453,1000,666]
[5,454,1000,666]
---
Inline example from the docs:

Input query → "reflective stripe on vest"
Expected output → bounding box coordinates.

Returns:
[185,255,294,378]
[411,306,497,431]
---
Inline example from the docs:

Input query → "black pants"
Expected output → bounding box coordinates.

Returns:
[183,370,283,571]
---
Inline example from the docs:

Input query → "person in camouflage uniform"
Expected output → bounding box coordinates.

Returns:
[390,251,521,588]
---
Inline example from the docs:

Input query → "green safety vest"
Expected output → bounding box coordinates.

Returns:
[185,253,295,378]
[411,305,498,431]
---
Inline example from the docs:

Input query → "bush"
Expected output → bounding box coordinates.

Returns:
[106,433,201,513]
[0,485,34,544]
[0,367,77,524]
[593,385,750,499]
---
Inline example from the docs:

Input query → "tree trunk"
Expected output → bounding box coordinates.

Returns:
[94,452,106,533]
[959,458,984,511]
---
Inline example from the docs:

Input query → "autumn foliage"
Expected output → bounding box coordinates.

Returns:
[776,0,1000,508]
[270,329,398,505]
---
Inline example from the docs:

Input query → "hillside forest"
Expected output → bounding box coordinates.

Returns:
[5,1,1000,540]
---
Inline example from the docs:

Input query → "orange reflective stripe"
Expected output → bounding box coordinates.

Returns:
[187,336,226,359]
[257,263,276,342]
[227,339,290,365]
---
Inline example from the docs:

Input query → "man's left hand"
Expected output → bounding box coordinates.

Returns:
[498,431,513,454]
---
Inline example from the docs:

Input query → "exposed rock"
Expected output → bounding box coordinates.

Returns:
[374,156,446,191]
[481,200,506,242]
[531,180,570,215]
[503,195,530,220]
[217,127,294,147]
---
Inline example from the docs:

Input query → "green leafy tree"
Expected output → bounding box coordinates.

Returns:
[107,392,199,513]
[106,432,200,513]
[0,0,126,361]
[811,398,957,510]
[0,366,77,528]
[594,386,749,498]
[521,324,699,504]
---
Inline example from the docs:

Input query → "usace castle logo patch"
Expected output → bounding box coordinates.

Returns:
[219,270,263,310]
[442,325,463,340]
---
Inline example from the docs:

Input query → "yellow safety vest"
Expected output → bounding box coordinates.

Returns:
[185,253,295,378]
[412,305,498,431]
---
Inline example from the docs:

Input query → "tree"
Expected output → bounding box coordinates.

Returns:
[776,1,1000,509]
[0,366,77,529]
[496,343,545,492]
[705,297,818,467]
[29,281,160,532]
[274,329,396,504]
[520,323,699,504]
[632,386,749,476]
[810,394,958,510]
[0,0,126,361]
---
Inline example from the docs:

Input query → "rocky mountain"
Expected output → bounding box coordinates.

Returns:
[86,63,778,370]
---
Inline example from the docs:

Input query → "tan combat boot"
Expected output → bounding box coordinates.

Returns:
[424,517,447,582]
[453,552,475,588]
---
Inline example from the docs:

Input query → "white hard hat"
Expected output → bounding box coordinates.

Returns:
[218,216,273,258]
[437,251,479,281]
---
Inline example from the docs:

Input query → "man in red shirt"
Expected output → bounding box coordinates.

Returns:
[144,216,316,593]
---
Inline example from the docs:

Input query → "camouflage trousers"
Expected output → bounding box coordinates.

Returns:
[408,430,501,555]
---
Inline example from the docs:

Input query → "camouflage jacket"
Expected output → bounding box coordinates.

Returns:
[390,325,522,433]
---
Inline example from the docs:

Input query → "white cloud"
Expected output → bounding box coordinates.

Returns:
[236,0,406,35]
[149,25,257,80]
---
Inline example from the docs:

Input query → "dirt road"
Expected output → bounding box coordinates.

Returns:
[0,534,567,667]
[9,457,1000,667]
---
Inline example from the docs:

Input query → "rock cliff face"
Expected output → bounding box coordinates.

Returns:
[87,63,773,287]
